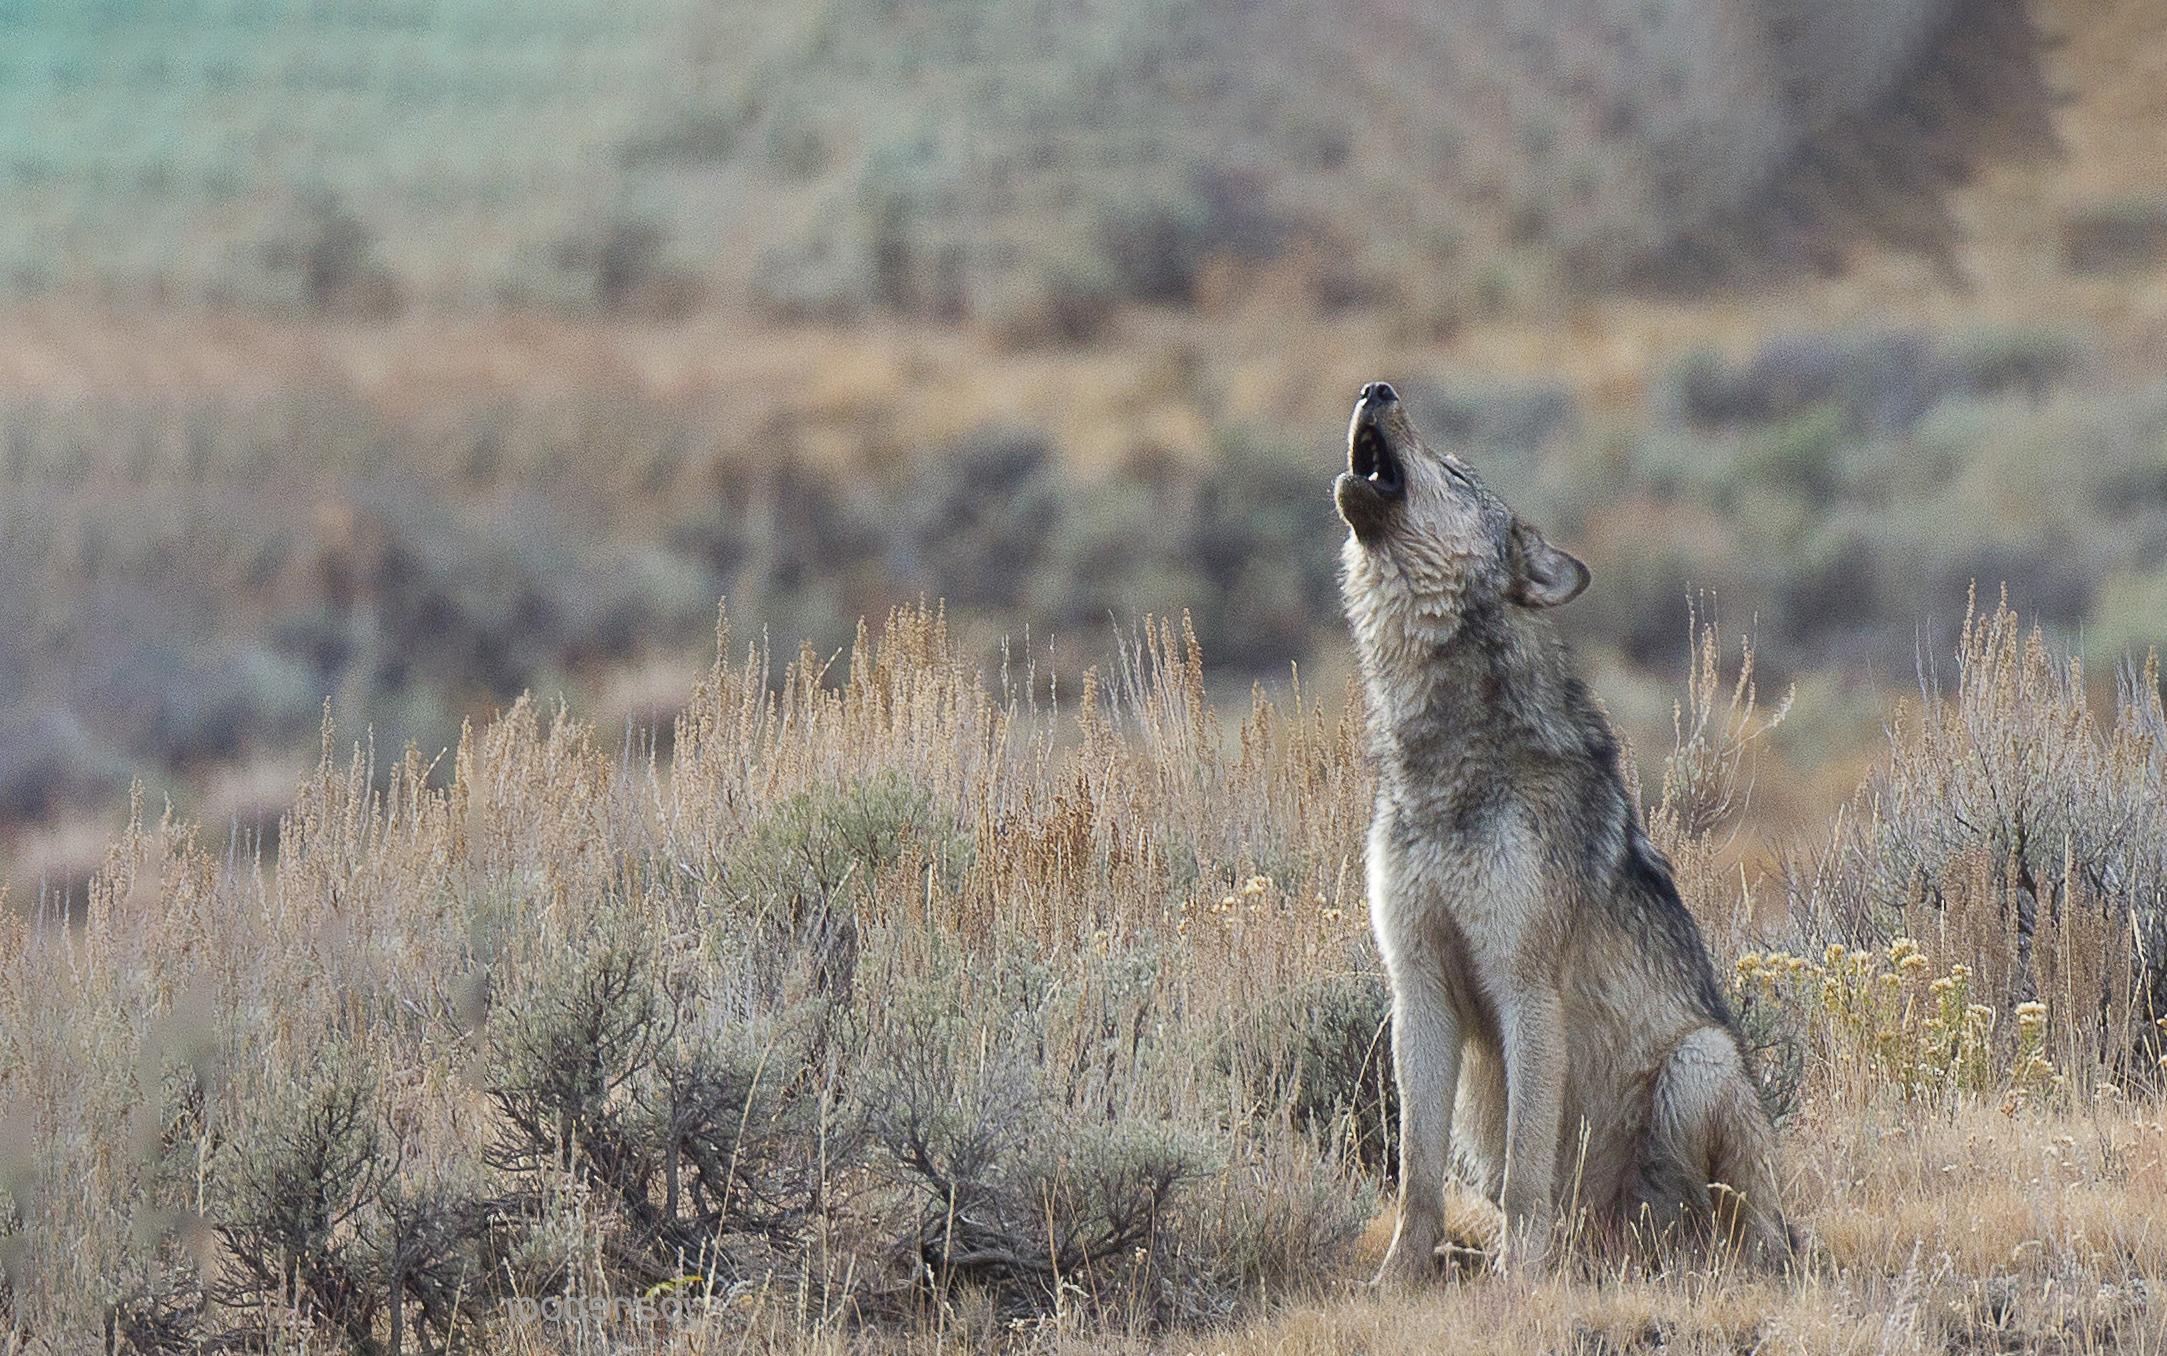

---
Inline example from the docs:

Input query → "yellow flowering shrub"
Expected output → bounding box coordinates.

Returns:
[1734,938,2013,1106]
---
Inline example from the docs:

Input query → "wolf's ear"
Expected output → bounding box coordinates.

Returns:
[1509,521,1589,608]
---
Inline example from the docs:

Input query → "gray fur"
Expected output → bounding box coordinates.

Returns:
[1334,384,1789,1283]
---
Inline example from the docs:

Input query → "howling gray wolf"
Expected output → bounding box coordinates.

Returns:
[1335,382,1789,1283]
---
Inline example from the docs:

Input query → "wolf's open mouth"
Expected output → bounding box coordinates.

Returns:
[1350,422,1404,496]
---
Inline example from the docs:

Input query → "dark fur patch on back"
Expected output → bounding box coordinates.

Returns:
[1620,830,1736,1031]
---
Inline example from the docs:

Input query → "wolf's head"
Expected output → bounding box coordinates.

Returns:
[1335,382,1587,647]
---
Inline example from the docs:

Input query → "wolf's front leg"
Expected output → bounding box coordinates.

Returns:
[1376,955,1461,1289]
[1499,983,1566,1275]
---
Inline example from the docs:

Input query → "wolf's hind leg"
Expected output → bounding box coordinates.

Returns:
[1638,1027,1791,1269]
[1452,1040,1508,1202]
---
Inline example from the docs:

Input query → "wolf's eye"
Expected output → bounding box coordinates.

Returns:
[1442,460,1472,485]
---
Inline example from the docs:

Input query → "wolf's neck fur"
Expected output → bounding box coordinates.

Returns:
[1341,536,1610,790]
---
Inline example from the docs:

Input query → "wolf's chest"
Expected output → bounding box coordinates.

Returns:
[1370,807,1553,978]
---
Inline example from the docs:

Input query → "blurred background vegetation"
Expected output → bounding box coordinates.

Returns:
[2,0,2165,894]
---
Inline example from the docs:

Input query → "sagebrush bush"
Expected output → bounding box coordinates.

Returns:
[856,920,1373,1330]
[489,914,662,1177]
[717,770,972,1001]
[1228,967,1395,1174]
[217,1058,387,1341]
[203,1035,501,1353]
[484,904,852,1297]
[1783,593,2167,1093]
[864,942,1202,1320]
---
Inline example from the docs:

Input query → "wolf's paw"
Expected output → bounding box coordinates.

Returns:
[1437,1186,1504,1279]
[1498,1220,1555,1282]
[1373,1224,1445,1290]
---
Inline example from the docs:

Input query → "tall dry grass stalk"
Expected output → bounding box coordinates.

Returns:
[1645,609,1791,941]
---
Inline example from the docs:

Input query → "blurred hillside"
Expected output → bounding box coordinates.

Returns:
[3,0,2167,890]
[0,0,2069,321]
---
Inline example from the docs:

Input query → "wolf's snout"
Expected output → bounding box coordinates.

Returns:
[1360,381,1398,404]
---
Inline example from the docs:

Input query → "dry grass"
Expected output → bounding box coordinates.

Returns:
[0,606,1380,1351]
[1196,1098,2167,1356]
[3,599,2165,1354]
